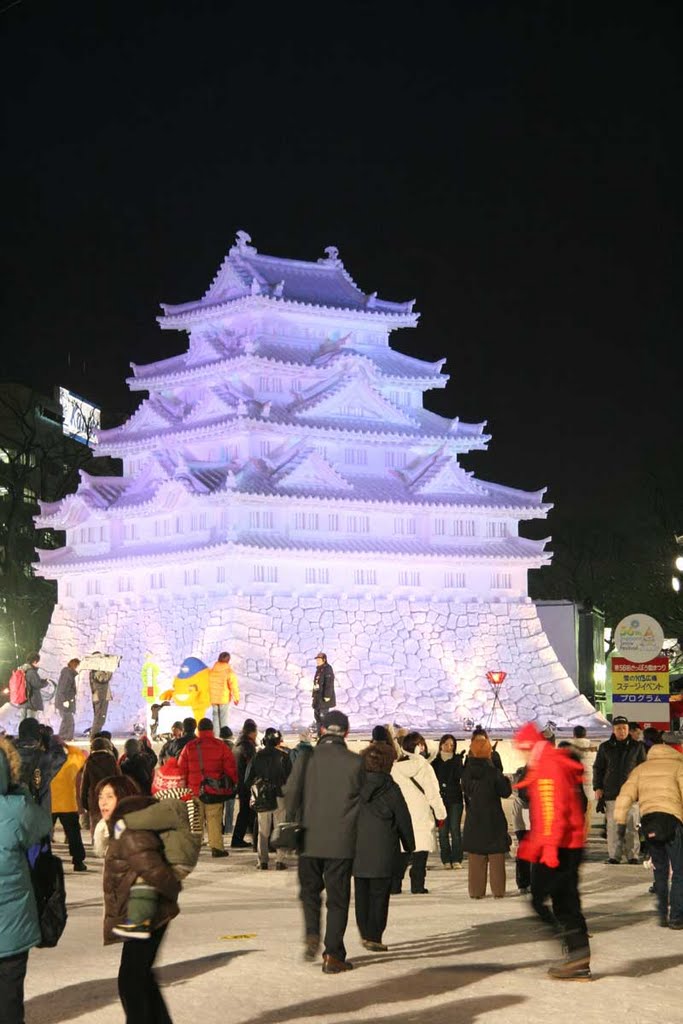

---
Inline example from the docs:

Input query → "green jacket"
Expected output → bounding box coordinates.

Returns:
[0,748,53,956]
[123,798,200,870]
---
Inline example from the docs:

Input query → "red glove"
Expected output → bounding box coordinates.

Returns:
[540,845,559,869]
[436,819,445,828]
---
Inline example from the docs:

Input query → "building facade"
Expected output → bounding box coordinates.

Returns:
[34,233,602,732]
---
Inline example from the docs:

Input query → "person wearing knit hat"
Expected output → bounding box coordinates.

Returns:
[371,725,391,744]
[513,722,591,980]
[460,733,511,899]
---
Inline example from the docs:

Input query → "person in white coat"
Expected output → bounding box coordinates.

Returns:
[390,732,447,894]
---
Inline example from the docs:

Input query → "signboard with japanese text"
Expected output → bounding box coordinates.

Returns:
[612,694,669,704]
[611,656,669,697]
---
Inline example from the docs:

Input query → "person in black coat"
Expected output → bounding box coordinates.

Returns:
[231,719,258,848]
[248,728,292,869]
[353,742,415,950]
[284,709,362,972]
[312,653,335,734]
[55,659,80,741]
[119,739,153,795]
[461,734,511,899]
[592,717,646,862]
[431,734,464,869]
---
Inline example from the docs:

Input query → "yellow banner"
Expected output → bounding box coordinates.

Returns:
[612,671,669,696]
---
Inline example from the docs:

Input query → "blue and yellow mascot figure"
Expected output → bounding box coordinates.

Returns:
[159,657,211,722]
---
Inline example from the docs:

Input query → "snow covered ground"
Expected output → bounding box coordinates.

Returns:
[24,829,680,1024]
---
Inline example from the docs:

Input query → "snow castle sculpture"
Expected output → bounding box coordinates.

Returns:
[35,232,602,733]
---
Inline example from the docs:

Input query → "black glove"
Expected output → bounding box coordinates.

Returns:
[596,797,606,814]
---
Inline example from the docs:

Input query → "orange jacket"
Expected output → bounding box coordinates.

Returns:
[51,744,88,814]
[516,741,585,860]
[208,661,240,705]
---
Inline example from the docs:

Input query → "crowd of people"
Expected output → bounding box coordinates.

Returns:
[1,684,682,1022]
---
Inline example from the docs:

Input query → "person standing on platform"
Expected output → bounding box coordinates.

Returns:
[209,652,240,736]
[513,723,591,981]
[55,658,80,741]
[89,654,114,736]
[18,654,48,723]
[51,741,88,871]
[284,709,361,973]
[593,715,646,864]
[311,653,335,735]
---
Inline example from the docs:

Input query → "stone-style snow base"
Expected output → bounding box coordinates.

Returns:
[30,594,603,736]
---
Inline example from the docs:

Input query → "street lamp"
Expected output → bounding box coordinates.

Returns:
[483,669,515,732]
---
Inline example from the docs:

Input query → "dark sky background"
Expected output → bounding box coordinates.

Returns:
[2,1,681,618]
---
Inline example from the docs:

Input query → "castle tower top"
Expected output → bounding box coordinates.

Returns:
[158,231,418,330]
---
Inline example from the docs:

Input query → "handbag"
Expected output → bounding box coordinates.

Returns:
[640,812,679,844]
[197,741,236,804]
[272,820,304,851]
[31,845,68,948]
[250,777,279,813]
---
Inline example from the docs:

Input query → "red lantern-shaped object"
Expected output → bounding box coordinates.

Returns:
[483,669,514,732]
[486,670,507,687]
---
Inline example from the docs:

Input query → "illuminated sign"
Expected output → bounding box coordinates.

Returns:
[611,656,669,696]
[59,387,100,446]
[614,614,664,663]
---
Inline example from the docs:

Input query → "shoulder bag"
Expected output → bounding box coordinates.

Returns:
[31,844,68,947]
[197,741,236,804]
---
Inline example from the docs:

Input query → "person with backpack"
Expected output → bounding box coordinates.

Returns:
[178,718,237,858]
[248,727,292,870]
[0,737,53,1024]
[55,658,80,741]
[14,719,67,814]
[12,653,49,722]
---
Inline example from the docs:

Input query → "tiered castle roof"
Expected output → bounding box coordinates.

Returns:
[36,232,551,577]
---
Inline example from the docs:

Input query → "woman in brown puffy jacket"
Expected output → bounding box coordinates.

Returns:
[97,775,181,1024]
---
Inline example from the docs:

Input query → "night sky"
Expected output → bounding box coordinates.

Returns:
[2,2,681,621]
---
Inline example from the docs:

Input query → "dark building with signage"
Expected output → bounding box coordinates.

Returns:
[0,381,116,685]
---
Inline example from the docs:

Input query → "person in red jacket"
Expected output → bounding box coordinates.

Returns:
[513,722,591,982]
[178,718,237,858]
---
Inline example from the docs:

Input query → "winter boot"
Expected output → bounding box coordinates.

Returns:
[547,949,592,982]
